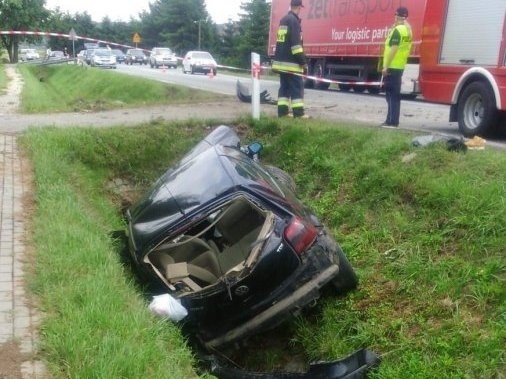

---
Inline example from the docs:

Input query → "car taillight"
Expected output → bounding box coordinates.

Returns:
[284,217,317,255]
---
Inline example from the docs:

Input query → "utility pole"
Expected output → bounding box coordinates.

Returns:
[194,20,204,50]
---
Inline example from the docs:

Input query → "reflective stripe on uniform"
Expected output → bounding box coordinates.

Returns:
[272,60,304,73]
[291,98,304,108]
[291,44,303,55]
[277,97,290,106]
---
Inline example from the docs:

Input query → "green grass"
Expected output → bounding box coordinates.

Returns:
[17,64,228,113]
[19,118,505,378]
[0,64,7,92]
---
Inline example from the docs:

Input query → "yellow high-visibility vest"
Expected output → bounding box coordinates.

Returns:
[384,24,412,69]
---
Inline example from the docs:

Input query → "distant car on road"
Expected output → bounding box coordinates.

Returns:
[49,51,65,59]
[111,49,126,64]
[149,47,178,69]
[83,49,97,65]
[90,49,117,69]
[125,49,148,65]
[182,51,217,75]
[19,48,40,61]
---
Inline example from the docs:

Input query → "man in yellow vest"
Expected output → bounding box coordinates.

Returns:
[381,6,412,128]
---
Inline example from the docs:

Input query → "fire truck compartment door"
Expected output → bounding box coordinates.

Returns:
[440,0,506,66]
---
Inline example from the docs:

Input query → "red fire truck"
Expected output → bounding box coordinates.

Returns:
[419,0,505,136]
[268,0,506,136]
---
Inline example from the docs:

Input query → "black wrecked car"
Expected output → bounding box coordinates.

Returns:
[125,125,358,349]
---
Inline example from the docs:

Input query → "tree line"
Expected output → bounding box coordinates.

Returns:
[0,0,271,68]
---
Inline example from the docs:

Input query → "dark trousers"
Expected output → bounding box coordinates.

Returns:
[278,72,304,117]
[384,69,403,125]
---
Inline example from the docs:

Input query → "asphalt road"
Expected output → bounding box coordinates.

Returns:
[114,63,506,149]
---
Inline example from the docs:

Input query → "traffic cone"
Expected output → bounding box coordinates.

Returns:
[162,64,166,73]
[208,69,214,79]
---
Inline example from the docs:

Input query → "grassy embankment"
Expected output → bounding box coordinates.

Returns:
[17,64,506,378]
[17,63,227,113]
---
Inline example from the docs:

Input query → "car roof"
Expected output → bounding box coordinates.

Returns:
[128,126,305,253]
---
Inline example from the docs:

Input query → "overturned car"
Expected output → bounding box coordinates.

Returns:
[125,125,358,349]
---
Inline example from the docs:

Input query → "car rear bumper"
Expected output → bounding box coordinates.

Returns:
[203,264,339,349]
[155,59,178,67]
[192,65,216,73]
[94,63,116,68]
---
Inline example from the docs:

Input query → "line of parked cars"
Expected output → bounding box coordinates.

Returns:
[75,45,219,76]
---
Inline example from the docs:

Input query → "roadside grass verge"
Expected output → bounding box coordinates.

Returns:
[17,64,227,113]
[19,118,505,378]
[0,64,7,92]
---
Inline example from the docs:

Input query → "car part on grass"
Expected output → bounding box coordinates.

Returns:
[236,80,277,105]
[411,134,468,152]
[206,349,381,378]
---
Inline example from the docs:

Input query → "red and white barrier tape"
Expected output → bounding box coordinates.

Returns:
[274,69,383,87]
[2,30,382,86]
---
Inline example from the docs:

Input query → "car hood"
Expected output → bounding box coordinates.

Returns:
[127,126,243,253]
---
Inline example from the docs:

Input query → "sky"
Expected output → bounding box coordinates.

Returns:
[44,0,243,24]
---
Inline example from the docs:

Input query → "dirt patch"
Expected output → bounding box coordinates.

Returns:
[0,65,23,114]
[0,341,24,379]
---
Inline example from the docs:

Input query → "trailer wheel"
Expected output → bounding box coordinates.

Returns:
[458,81,498,137]
[368,86,381,94]
[314,60,330,90]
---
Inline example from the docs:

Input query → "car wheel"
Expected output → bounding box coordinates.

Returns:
[264,165,296,193]
[332,246,358,295]
[190,65,195,75]
[457,81,498,137]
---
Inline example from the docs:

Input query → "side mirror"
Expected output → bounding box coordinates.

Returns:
[247,142,263,156]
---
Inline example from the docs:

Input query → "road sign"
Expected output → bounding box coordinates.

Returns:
[133,33,141,44]
[68,28,77,41]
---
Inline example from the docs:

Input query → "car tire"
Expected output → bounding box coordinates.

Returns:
[332,246,359,295]
[264,165,296,193]
[190,65,195,75]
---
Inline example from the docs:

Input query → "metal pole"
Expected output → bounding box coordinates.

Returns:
[198,21,201,50]
[251,52,260,119]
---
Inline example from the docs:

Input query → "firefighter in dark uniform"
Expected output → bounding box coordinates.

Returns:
[272,0,307,118]
[381,6,412,128]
